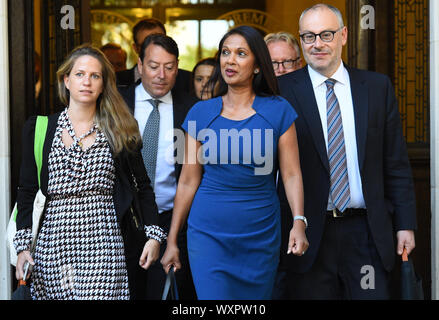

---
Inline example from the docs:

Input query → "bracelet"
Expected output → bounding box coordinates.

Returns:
[293,215,308,228]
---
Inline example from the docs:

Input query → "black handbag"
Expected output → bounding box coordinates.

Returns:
[400,248,424,300]
[11,261,32,300]
[126,157,146,243]
[161,268,179,300]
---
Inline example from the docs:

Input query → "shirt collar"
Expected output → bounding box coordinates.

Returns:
[135,82,173,104]
[308,61,348,89]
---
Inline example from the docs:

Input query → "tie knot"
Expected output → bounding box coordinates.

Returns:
[148,99,161,109]
[325,78,336,89]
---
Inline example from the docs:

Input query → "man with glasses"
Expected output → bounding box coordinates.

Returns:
[265,32,302,77]
[277,4,417,299]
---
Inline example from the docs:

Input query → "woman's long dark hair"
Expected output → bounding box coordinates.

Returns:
[206,26,279,98]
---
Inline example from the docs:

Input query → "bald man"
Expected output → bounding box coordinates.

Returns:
[277,4,416,299]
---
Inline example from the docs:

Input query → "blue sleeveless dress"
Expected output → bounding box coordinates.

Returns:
[181,95,297,299]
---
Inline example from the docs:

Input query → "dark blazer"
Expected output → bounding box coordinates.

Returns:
[116,65,193,95]
[16,112,159,237]
[118,79,198,182]
[277,65,417,273]
[116,66,136,87]
[15,112,163,299]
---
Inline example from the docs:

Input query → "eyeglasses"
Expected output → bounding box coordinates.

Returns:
[272,57,300,71]
[299,27,343,44]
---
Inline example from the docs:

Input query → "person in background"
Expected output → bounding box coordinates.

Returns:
[100,43,128,73]
[161,26,307,299]
[34,51,42,100]
[118,34,198,300]
[116,18,166,87]
[191,57,215,100]
[14,44,165,300]
[264,31,303,300]
[278,3,417,299]
[264,31,302,77]
[116,18,192,95]
[34,51,42,111]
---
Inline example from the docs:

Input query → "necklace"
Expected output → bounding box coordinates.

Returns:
[65,108,97,150]
[76,125,97,149]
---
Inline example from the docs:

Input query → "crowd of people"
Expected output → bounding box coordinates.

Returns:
[13,3,417,300]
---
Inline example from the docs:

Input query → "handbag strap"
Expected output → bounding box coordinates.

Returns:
[125,153,145,228]
[12,116,48,222]
[34,116,48,188]
[402,247,409,262]
[162,268,179,300]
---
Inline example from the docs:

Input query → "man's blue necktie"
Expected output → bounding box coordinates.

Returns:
[326,79,350,212]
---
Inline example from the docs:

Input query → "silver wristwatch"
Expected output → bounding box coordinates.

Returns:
[293,215,308,228]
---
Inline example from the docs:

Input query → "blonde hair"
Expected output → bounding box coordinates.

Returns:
[264,31,301,58]
[56,44,141,155]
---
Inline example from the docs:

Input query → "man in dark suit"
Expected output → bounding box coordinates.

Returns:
[116,18,192,94]
[119,34,198,300]
[278,3,417,299]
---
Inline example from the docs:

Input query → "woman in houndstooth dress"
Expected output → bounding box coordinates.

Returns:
[13,45,165,300]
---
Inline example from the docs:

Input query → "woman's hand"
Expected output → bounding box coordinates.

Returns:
[139,239,160,270]
[287,221,309,256]
[15,250,34,281]
[161,244,181,274]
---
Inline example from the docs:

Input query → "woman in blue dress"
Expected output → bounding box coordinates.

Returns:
[161,26,308,299]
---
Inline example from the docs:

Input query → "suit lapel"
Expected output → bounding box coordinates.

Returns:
[171,87,185,130]
[292,68,329,173]
[113,152,133,222]
[347,67,368,171]
[171,87,193,179]
[118,82,137,116]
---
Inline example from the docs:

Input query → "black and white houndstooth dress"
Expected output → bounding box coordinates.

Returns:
[15,109,130,300]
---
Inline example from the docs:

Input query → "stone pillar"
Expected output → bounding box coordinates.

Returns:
[0,0,12,300]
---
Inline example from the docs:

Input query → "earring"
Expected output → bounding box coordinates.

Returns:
[254,68,260,74]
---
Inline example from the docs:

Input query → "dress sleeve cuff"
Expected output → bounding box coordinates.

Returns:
[144,225,167,244]
[13,228,32,254]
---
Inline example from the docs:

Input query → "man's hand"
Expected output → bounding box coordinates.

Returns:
[396,230,415,255]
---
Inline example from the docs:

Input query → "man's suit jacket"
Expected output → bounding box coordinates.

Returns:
[277,65,417,273]
[118,79,198,183]
[116,66,136,87]
[116,65,193,95]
